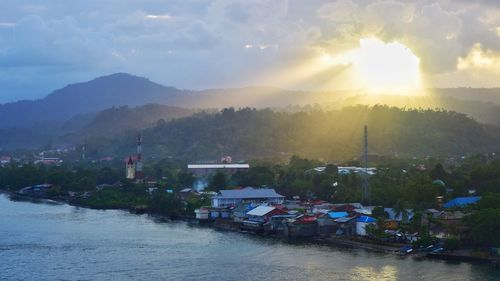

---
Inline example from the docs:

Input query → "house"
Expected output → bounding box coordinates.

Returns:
[232,204,255,222]
[317,211,349,236]
[328,211,349,219]
[284,215,318,238]
[330,203,364,212]
[334,216,357,236]
[179,188,198,201]
[431,211,467,238]
[264,214,297,234]
[195,207,210,220]
[338,166,377,176]
[210,208,231,219]
[0,156,11,165]
[310,202,335,214]
[242,205,288,232]
[34,157,63,165]
[443,196,481,208]
[211,187,285,208]
[355,216,377,236]
[246,205,288,223]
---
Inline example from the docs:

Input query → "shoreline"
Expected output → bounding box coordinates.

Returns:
[2,190,499,267]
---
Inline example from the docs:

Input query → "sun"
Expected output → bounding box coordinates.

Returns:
[320,38,422,93]
[353,38,421,92]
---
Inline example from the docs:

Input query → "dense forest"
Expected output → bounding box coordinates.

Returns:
[85,105,500,161]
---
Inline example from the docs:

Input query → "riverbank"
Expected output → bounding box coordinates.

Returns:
[2,190,499,267]
[208,216,500,266]
[4,192,499,281]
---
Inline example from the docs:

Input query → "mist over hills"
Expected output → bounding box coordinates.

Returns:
[2,72,500,129]
[86,106,500,161]
[337,95,500,125]
[1,72,500,154]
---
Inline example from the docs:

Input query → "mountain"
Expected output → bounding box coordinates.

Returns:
[2,73,500,130]
[1,72,500,151]
[0,73,191,129]
[86,106,500,161]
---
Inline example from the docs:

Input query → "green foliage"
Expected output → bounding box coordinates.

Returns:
[46,185,64,197]
[184,194,210,215]
[233,166,276,187]
[444,237,461,250]
[177,172,195,187]
[148,190,184,218]
[86,106,500,161]
[430,163,447,180]
[80,187,148,209]
[466,193,500,247]
[208,172,227,191]
[366,217,388,241]
[372,206,387,219]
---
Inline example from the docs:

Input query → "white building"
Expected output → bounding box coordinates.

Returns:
[187,163,250,176]
[211,187,285,208]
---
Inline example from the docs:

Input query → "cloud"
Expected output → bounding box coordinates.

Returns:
[0,15,111,68]
[457,43,500,70]
[0,0,499,102]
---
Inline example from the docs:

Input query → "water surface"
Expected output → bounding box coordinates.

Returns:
[0,194,498,281]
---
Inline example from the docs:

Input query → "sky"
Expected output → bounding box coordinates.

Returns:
[0,0,499,102]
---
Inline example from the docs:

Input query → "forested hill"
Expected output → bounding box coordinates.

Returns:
[59,104,197,143]
[87,105,500,161]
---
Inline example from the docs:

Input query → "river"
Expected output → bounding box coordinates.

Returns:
[0,194,498,281]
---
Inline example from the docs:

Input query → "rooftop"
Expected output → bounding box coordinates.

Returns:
[188,164,250,169]
[246,206,276,216]
[214,187,284,199]
[443,196,481,208]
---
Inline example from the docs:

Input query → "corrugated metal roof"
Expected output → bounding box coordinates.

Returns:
[246,206,276,216]
[335,217,355,223]
[214,187,284,199]
[444,196,481,208]
[356,216,376,223]
[187,164,250,169]
[327,211,349,219]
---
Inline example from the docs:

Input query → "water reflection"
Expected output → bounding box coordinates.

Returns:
[1,194,499,281]
[351,265,398,281]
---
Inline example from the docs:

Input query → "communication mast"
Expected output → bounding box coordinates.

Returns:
[135,134,144,181]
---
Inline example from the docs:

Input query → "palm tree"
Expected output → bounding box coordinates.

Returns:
[394,199,409,223]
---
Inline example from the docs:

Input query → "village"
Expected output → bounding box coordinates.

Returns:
[1,134,499,265]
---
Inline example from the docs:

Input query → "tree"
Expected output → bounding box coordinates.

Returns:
[366,217,387,241]
[393,199,410,223]
[177,172,195,187]
[372,206,387,219]
[430,163,446,180]
[466,208,500,247]
[148,190,184,218]
[208,172,227,191]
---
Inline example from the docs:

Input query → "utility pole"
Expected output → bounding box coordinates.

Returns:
[362,125,370,204]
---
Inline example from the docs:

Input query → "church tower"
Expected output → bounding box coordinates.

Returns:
[126,156,135,179]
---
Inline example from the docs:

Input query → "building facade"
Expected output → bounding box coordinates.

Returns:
[211,187,285,208]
